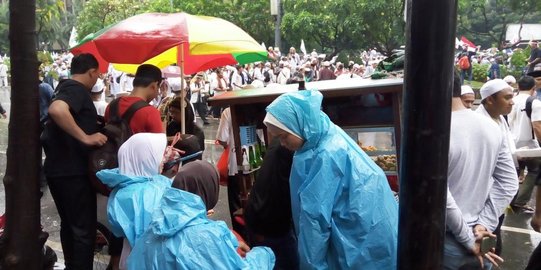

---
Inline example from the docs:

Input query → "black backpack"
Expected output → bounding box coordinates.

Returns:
[263,70,271,83]
[521,95,537,140]
[88,98,149,196]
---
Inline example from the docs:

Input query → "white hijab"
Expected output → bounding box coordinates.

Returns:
[118,133,166,177]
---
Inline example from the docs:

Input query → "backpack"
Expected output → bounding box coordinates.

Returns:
[459,57,470,70]
[521,95,537,140]
[263,70,271,83]
[88,98,149,196]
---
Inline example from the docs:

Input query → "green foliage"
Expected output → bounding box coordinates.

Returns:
[457,0,541,49]
[472,63,489,82]
[76,0,275,51]
[281,0,404,56]
[37,51,53,65]
[76,0,150,41]
[510,48,528,68]
[0,3,8,54]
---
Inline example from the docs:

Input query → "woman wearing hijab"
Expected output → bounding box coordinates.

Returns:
[264,90,398,269]
[97,133,172,269]
[128,160,276,270]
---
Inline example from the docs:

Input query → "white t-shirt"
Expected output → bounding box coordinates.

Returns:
[93,100,108,116]
[476,104,518,166]
[447,109,517,249]
[508,92,541,148]
[231,72,244,90]
[216,108,238,176]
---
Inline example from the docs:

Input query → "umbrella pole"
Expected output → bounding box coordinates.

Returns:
[179,44,186,134]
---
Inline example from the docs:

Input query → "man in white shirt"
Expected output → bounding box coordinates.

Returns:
[444,74,517,269]
[231,65,246,90]
[215,108,242,234]
[209,69,229,118]
[460,85,475,109]
[0,59,8,87]
[508,75,541,213]
[91,78,108,116]
[476,79,518,255]
[277,62,291,85]
[253,62,265,82]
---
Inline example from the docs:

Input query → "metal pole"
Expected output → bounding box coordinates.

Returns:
[179,44,185,134]
[274,0,281,51]
[398,0,457,269]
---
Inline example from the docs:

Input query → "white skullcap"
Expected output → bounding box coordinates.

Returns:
[91,78,104,93]
[461,85,474,96]
[168,77,182,91]
[503,75,516,85]
[480,79,512,100]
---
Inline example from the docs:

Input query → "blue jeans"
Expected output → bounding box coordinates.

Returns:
[443,233,492,270]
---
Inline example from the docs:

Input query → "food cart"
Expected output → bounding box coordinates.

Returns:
[208,78,403,206]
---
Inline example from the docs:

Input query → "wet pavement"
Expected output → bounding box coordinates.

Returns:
[0,86,537,269]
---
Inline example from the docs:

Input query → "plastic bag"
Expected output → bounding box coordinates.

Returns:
[217,146,229,186]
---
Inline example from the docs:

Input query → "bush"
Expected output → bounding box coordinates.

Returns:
[472,63,489,82]
[37,51,52,65]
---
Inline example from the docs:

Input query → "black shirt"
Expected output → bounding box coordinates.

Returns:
[244,138,294,237]
[42,79,98,177]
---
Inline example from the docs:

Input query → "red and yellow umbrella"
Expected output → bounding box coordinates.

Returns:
[70,12,268,74]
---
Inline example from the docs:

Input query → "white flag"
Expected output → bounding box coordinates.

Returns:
[261,42,266,50]
[300,39,307,55]
[69,27,78,48]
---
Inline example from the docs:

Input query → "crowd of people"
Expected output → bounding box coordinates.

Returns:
[34,41,541,270]
[38,51,400,270]
[454,44,541,268]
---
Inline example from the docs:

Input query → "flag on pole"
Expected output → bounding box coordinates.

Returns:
[69,27,78,48]
[460,36,475,48]
[300,39,307,55]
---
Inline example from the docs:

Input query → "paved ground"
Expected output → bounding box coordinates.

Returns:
[0,86,538,269]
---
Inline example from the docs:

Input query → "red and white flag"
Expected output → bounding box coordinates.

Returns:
[460,36,476,48]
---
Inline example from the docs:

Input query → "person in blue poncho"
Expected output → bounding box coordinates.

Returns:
[128,160,276,270]
[263,89,398,269]
[97,132,173,269]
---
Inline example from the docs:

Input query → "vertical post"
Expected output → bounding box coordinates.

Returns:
[274,0,281,51]
[398,0,457,269]
[178,44,185,134]
[1,0,42,269]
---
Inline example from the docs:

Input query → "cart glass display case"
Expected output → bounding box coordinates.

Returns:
[343,126,397,174]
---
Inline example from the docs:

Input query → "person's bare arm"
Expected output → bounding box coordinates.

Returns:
[533,121,541,144]
[48,100,107,147]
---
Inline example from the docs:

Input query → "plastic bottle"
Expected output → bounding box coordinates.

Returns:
[248,145,257,170]
[242,147,250,173]
[255,142,263,167]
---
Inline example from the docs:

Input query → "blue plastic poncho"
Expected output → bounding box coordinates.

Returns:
[128,188,276,270]
[266,90,398,269]
[97,168,172,246]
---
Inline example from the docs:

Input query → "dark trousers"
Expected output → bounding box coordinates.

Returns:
[248,229,299,270]
[47,175,96,270]
[193,102,208,123]
[526,242,541,270]
[227,175,243,235]
[211,105,223,118]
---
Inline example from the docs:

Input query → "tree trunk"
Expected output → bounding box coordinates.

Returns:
[1,0,42,269]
